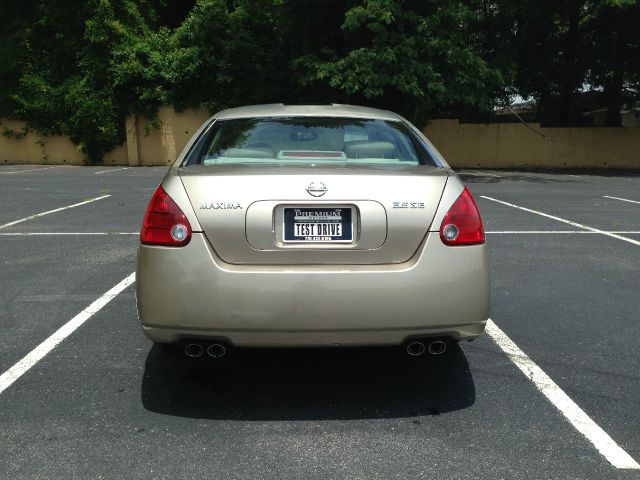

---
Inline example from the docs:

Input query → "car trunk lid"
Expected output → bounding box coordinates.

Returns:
[178,164,448,265]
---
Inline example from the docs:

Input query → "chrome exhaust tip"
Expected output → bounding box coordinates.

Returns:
[406,341,426,356]
[184,343,204,358]
[206,343,227,358]
[427,340,447,355]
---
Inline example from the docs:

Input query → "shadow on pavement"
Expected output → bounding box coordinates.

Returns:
[141,344,475,420]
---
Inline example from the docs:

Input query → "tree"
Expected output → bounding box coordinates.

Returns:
[2,0,638,162]
[0,0,167,160]
[166,0,290,111]
[487,0,640,126]
[586,0,640,125]
[293,0,505,125]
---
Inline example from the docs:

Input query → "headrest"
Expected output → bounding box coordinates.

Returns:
[223,147,275,158]
[344,141,396,159]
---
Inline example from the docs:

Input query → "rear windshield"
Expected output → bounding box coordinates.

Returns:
[183,117,437,166]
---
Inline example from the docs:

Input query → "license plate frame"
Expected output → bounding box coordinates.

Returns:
[283,207,353,243]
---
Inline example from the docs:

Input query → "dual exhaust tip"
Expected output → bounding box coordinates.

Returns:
[184,342,227,358]
[406,339,447,356]
[185,340,445,358]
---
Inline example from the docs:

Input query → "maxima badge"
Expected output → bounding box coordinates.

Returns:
[306,181,327,197]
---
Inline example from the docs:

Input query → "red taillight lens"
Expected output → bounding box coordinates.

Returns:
[140,185,192,246]
[439,187,485,246]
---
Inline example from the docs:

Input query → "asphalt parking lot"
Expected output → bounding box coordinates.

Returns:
[0,165,639,480]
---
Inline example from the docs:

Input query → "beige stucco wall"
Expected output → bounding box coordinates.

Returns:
[3,111,640,168]
[0,119,129,166]
[1,119,82,165]
[0,107,210,167]
[131,107,211,166]
[423,119,640,169]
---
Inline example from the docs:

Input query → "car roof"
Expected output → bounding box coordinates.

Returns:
[213,104,401,121]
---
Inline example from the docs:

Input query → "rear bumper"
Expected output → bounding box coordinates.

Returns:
[136,233,490,346]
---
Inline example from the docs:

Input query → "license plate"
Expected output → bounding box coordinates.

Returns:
[283,207,353,242]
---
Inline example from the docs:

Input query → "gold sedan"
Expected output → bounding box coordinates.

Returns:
[136,104,489,358]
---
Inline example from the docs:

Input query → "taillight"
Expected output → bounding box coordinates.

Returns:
[439,187,485,246]
[140,185,192,246]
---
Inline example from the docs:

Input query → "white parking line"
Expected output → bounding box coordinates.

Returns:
[485,319,640,469]
[0,195,111,230]
[95,167,129,175]
[603,195,640,205]
[0,273,135,395]
[480,196,640,247]
[0,166,58,175]
[0,232,137,236]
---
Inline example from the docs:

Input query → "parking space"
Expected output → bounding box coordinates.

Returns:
[468,175,640,468]
[1,166,639,479]
[0,166,164,230]
[0,235,136,372]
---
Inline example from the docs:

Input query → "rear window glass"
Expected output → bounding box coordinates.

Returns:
[184,117,436,166]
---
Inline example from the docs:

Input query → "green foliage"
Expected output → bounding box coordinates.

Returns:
[0,0,167,161]
[0,0,639,160]
[484,0,640,125]
[169,0,505,126]
[166,0,290,111]
[294,0,504,125]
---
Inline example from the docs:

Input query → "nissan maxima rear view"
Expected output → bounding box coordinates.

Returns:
[136,104,489,359]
